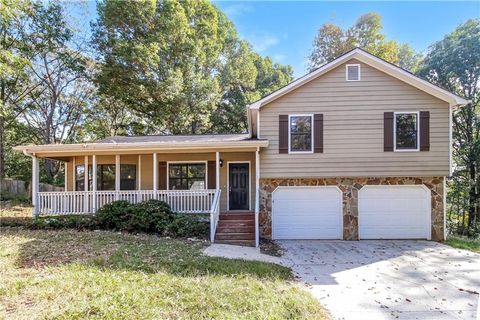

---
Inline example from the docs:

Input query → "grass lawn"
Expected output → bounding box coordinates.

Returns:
[446,237,480,253]
[0,228,328,319]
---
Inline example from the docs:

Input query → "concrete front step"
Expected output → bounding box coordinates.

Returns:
[215,232,255,240]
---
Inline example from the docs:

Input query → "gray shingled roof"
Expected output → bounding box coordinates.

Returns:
[97,133,254,144]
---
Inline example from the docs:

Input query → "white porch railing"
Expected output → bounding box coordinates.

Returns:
[36,189,219,215]
[209,189,221,242]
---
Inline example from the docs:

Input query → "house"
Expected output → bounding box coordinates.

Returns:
[14,48,469,246]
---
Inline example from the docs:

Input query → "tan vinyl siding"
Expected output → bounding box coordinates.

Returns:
[259,59,450,178]
[68,152,255,212]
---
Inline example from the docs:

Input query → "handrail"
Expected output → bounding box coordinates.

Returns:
[37,189,218,215]
[209,189,222,242]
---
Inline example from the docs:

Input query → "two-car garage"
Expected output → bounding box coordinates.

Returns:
[272,185,431,240]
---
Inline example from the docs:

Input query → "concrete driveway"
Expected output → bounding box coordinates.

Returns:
[278,240,480,320]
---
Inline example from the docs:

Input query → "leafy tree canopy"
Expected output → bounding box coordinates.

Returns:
[308,12,422,72]
[418,19,480,234]
[92,0,293,135]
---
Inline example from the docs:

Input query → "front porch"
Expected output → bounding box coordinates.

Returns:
[15,134,267,246]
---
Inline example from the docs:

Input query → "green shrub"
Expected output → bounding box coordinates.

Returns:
[167,213,209,238]
[96,200,175,234]
[127,200,174,233]
[1,215,98,230]
[2,200,208,239]
[95,200,134,230]
[35,215,99,229]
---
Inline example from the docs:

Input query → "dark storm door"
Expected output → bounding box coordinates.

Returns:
[228,163,249,210]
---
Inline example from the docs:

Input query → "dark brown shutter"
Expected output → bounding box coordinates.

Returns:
[384,112,394,152]
[158,161,167,190]
[420,111,430,151]
[314,114,323,153]
[207,161,216,189]
[279,115,288,154]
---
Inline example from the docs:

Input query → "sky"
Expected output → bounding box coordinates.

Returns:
[70,1,480,78]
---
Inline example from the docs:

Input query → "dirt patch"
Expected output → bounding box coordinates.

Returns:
[260,238,284,257]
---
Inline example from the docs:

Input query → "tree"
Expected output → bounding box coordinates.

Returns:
[418,19,480,235]
[308,13,421,72]
[92,0,223,135]
[0,0,35,179]
[92,0,293,136]
[211,41,293,133]
[15,2,93,182]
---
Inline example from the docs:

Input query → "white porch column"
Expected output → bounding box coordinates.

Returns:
[115,155,120,200]
[31,156,39,217]
[92,155,97,212]
[137,155,142,190]
[72,157,75,190]
[153,153,158,198]
[255,147,260,247]
[215,152,220,190]
[84,156,89,212]
[64,162,68,192]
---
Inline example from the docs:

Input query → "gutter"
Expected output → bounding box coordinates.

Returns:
[13,140,270,157]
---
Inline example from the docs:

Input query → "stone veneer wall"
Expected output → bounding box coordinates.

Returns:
[259,177,445,241]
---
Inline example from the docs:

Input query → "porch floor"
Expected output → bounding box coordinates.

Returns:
[215,211,255,247]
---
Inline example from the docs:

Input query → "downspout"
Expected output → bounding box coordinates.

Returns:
[255,146,260,247]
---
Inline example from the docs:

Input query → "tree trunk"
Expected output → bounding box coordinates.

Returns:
[0,111,4,179]
[468,163,476,229]
[45,159,59,184]
[0,82,6,179]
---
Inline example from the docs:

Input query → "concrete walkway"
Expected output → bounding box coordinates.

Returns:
[278,240,480,320]
[203,243,282,264]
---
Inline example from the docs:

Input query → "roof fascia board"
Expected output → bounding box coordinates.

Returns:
[14,140,269,154]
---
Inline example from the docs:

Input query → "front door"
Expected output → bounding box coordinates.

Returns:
[228,163,249,210]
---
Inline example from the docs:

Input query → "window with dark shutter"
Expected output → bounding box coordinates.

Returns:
[384,112,394,152]
[289,115,313,152]
[394,112,420,151]
[279,115,288,154]
[420,111,430,151]
[207,161,216,189]
[314,114,323,153]
[159,161,167,190]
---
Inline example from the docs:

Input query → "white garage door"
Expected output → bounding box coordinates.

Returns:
[272,187,342,239]
[359,186,431,240]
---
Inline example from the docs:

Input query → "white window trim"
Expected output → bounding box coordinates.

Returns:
[166,161,208,190]
[346,64,361,81]
[288,114,314,154]
[393,111,420,152]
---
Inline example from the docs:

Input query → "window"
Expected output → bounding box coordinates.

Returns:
[120,165,136,190]
[75,164,136,191]
[346,64,360,81]
[289,115,313,153]
[168,163,206,190]
[395,112,419,151]
[75,165,86,191]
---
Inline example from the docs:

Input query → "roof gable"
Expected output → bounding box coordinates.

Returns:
[249,48,469,109]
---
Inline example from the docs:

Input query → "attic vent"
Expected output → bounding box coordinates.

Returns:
[346,64,360,81]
